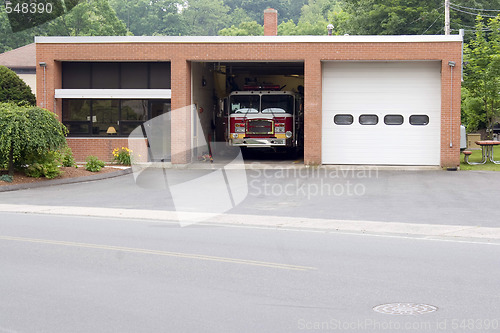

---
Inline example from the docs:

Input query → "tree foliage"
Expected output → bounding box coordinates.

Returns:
[462,15,500,134]
[219,21,263,36]
[0,0,127,53]
[0,103,67,176]
[3,0,500,45]
[109,0,185,36]
[0,66,36,106]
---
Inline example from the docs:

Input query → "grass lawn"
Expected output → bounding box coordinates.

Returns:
[460,145,500,171]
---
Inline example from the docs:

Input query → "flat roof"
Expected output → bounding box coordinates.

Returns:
[35,35,462,44]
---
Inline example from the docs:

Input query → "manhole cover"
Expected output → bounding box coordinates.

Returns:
[373,303,438,315]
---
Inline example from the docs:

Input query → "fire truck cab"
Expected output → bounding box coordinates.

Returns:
[225,89,302,150]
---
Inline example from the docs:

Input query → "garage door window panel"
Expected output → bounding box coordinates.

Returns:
[359,114,379,125]
[410,115,429,126]
[384,115,404,125]
[334,114,353,125]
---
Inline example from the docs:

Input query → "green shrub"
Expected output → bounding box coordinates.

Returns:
[0,174,13,183]
[58,145,76,167]
[85,156,105,172]
[24,151,62,179]
[0,66,36,106]
[0,102,67,176]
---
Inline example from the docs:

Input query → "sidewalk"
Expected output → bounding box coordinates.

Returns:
[1,165,500,239]
[1,203,499,243]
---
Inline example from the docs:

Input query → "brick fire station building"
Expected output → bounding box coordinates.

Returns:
[35,9,463,167]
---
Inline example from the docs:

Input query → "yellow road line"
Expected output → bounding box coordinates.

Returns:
[0,235,316,271]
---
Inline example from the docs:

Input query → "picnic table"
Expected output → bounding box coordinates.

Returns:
[463,140,500,165]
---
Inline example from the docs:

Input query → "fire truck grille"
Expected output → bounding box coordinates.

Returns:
[246,119,273,135]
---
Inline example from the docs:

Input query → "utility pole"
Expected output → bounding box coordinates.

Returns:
[445,0,451,35]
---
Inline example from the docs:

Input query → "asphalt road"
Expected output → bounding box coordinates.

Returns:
[1,212,500,333]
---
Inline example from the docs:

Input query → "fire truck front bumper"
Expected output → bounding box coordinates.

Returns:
[230,138,289,147]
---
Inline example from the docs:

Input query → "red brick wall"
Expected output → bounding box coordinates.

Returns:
[67,138,129,162]
[36,39,462,167]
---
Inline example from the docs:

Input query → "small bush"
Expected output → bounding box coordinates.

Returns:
[24,151,62,179]
[112,147,132,165]
[0,174,13,183]
[58,145,76,167]
[85,156,105,172]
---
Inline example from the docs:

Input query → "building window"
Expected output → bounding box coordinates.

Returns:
[359,114,378,125]
[409,115,429,126]
[334,114,354,125]
[62,99,170,137]
[384,114,404,125]
[62,62,171,89]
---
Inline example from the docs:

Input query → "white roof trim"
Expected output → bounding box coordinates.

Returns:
[36,35,462,44]
[54,89,171,99]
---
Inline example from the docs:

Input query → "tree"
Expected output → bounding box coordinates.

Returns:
[0,103,67,176]
[0,66,36,106]
[218,21,263,35]
[182,0,230,35]
[0,12,40,53]
[462,15,500,135]
[343,0,443,35]
[45,0,128,36]
[277,0,349,35]
[109,0,186,36]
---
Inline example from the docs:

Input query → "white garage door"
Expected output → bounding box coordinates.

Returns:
[322,61,441,165]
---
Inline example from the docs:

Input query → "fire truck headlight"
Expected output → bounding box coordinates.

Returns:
[285,131,293,138]
[232,133,239,139]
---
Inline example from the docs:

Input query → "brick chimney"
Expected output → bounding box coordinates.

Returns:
[264,8,278,36]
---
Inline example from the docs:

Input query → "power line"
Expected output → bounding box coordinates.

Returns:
[450,3,500,12]
[421,14,443,34]
[449,6,499,18]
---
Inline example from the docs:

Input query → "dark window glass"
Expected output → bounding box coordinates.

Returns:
[92,63,120,89]
[62,62,171,89]
[230,95,260,114]
[121,100,148,121]
[384,114,404,125]
[65,122,90,135]
[150,63,171,89]
[62,63,91,89]
[92,100,119,136]
[334,114,354,125]
[63,99,171,137]
[122,63,148,89]
[150,100,171,118]
[261,95,294,114]
[409,115,429,126]
[62,99,91,121]
[359,114,378,125]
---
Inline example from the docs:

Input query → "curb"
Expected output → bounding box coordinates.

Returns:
[0,168,132,192]
[1,204,499,243]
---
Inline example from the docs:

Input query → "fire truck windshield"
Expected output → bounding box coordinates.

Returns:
[261,95,294,114]
[230,94,294,114]
[230,95,260,114]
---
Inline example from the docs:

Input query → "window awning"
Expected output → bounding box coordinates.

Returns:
[54,89,171,99]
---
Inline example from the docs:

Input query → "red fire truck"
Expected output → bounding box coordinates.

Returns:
[225,87,303,150]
